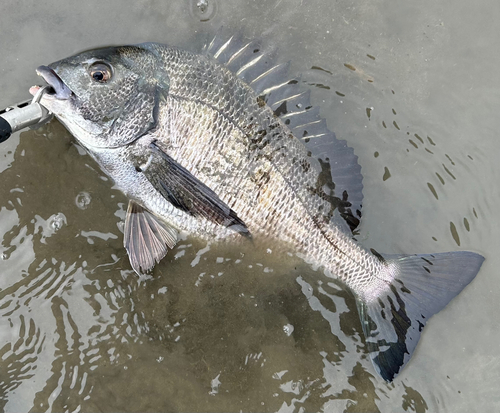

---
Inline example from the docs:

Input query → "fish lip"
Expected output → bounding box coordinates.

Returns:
[35,65,73,100]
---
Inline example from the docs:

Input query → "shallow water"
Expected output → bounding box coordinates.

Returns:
[0,0,499,412]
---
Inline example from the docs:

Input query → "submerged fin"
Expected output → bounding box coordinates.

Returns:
[139,141,250,237]
[124,200,178,275]
[206,31,363,233]
[357,251,484,381]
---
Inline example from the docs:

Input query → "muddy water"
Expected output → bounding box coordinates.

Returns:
[0,0,499,412]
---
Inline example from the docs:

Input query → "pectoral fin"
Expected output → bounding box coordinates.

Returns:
[138,141,250,237]
[124,200,178,275]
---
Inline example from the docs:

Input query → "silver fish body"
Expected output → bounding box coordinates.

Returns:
[33,39,484,381]
[124,46,382,290]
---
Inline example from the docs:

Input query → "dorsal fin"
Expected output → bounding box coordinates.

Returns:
[205,32,363,233]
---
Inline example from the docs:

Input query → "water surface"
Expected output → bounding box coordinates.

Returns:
[0,0,498,412]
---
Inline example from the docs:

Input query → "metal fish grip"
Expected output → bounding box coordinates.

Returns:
[0,86,53,143]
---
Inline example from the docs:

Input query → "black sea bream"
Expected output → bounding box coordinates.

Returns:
[31,35,484,381]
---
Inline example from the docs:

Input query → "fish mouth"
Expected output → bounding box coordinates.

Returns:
[35,65,73,100]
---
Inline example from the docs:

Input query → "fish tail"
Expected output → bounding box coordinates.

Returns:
[356,251,484,381]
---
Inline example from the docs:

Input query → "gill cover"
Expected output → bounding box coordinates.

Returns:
[47,45,170,148]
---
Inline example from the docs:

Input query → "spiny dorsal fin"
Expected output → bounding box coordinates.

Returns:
[205,31,363,233]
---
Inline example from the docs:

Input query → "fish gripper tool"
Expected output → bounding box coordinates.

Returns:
[0,86,53,143]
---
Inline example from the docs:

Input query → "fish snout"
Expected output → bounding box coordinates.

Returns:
[36,65,73,100]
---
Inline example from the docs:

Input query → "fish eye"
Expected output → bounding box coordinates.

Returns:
[89,62,113,83]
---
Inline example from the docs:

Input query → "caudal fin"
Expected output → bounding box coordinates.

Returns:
[357,251,484,381]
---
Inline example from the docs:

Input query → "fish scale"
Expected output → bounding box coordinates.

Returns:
[32,38,484,381]
[148,46,384,293]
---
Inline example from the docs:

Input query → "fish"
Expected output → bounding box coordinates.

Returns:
[29,34,484,382]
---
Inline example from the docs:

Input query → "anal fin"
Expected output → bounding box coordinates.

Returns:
[124,200,178,275]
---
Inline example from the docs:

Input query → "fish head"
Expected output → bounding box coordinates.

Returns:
[33,45,169,149]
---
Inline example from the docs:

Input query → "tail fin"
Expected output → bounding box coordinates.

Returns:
[357,251,484,381]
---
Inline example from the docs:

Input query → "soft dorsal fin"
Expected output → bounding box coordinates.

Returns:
[204,32,363,233]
